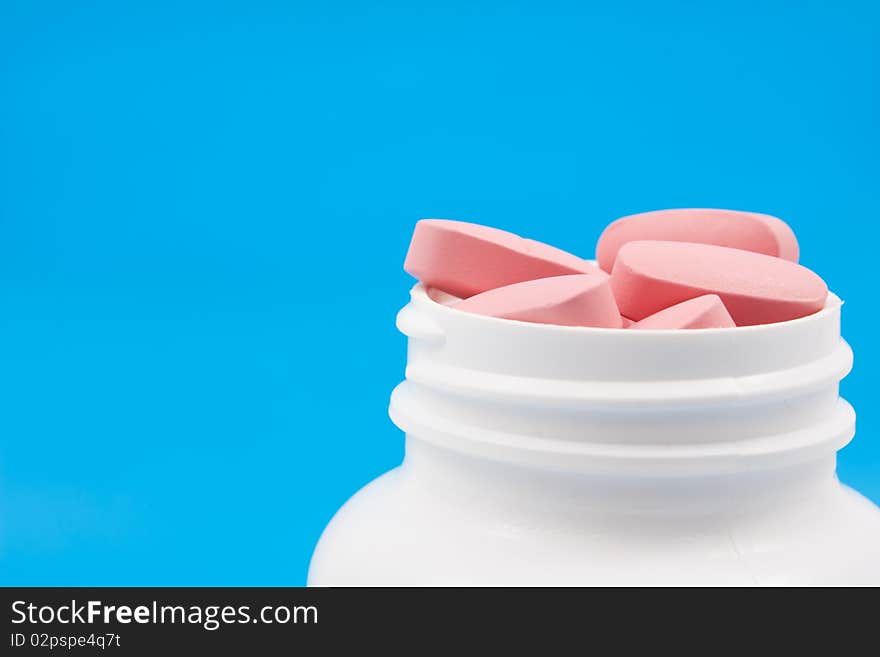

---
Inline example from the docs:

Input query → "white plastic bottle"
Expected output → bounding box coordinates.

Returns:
[309,284,880,585]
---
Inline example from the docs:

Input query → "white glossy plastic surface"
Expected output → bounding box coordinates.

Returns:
[309,283,880,586]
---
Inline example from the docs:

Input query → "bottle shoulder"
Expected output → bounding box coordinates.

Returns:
[309,469,880,586]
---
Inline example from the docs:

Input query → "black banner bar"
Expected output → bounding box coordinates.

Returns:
[0,587,867,653]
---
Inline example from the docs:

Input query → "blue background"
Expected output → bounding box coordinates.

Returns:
[1,1,877,585]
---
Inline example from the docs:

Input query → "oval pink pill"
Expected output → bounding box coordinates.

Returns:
[610,241,827,326]
[453,274,622,328]
[596,208,799,272]
[404,219,599,298]
[631,295,735,330]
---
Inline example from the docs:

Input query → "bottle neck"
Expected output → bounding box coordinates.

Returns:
[391,378,853,482]
[401,438,839,520]
[391,284,854,488]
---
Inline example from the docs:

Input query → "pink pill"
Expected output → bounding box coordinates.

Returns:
[596,208,799,272]
[630,295,735,330]
[404,219,600,298]
[453,274,623,327]
[610,241,827,326]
